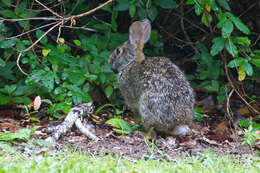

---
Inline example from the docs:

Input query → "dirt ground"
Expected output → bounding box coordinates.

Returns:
[57,121,256,160]
[0,103,258,160]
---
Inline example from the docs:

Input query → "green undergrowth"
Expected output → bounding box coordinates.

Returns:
[0,148,259,173]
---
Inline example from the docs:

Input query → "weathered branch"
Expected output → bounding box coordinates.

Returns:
[45,103,98,143]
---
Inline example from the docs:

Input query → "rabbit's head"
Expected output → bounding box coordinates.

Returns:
[109,19,151,73]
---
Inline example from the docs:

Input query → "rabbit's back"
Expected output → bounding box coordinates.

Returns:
[118,57,194,133]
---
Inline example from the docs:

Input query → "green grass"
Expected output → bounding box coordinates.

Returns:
[0,148,259,173]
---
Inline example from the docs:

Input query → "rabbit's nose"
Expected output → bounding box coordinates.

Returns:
[111,68,118,74]
[109,61,119,73]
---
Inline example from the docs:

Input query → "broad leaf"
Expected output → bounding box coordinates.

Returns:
[241,61,253,76]
[251,59,260,67]
[42,49,51,57]
[129,4,136,18]
[0,58,5,67]
[227,59,242,68]
[210,37,225,56]
[231,17,250,35]
[225,40,238,57]
[73,40,81,47]
[104,85,113,98]
[114,0,129,11]
[154,0,177,9]
[36,30,48,44]
[238,66,246,81]
[216,0,231,11]
[222,21,233,34]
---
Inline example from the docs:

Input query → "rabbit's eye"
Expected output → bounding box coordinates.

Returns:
[116,47,121,55]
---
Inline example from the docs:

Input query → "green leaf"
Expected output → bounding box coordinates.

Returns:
[204,80,219,92]
[0,58,5,67]
[208,1,219,12]
[0,84,17,94]
[222,21,234,35]
[201,13,212,27]
[73,40,81,47]
[36,30,48,44]
[42,49,51,56]
[114,0,129,11]
[217,13,227,28]
[225,40,238,57]
[227,59,242,68]
[195,4,203,15]
[0,128,31,142]
[216,0,231,11]
[154,0,177,9]
[251,59,260,67]
[0,93,11,105]
[210,37,225,56]
[0,38,18,48]
[194,108,203,121]
[129,4,136,18]
[106,118,133,135]
[47,102,71,114]
[85,74,97,81]
[231,17,250,35]
[0,10,17,18]
[241,61,253,76]
[18,20,30,30]
[185,0,195,5]
[238,119,251,128]
[234,37,251,46]
[149,6,158,22]
[104,86,113,98]
[238,66,246,81]
[95,104,115,114]
[58,37,65,44]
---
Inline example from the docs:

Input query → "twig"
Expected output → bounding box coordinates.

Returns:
[180,4,199,54]
[16,53,29,76]
[64,0,113,20]
[3,21,58,40]
[222,52,260,115]
[7,0,113,76]
[1,17,61,21]
[22,21,63,53]
[56,20,63,43]
[16,21,63,76]
[35,0,63,18]
[226,88,234,120]
[62,25,97,32]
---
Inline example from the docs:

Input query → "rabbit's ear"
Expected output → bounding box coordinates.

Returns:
[140,19,151,43]
[129,19,151,45]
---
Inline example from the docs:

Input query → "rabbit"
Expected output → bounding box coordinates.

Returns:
[108,19,195,136]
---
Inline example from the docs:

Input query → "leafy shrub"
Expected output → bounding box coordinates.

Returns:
[0,0,259,126]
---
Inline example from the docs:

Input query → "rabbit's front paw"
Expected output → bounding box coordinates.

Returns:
[171,125,191,136]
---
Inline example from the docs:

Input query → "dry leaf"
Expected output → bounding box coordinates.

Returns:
[215,121,229,132]
[237,106,250,115]
[34,96,41,110]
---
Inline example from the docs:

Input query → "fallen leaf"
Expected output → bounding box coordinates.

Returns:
[215,121,229,132]
[237,106,250,115]
[34,96,41,110]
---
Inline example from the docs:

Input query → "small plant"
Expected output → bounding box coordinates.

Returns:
[106,118,139,135]
[95,103,124,115]
[242,125,260,148]
[0,127,38,143]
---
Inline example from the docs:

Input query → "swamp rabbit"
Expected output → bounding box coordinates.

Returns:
[108,19,195,136]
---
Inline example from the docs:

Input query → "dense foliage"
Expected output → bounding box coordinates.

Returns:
[0,0,259,129]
